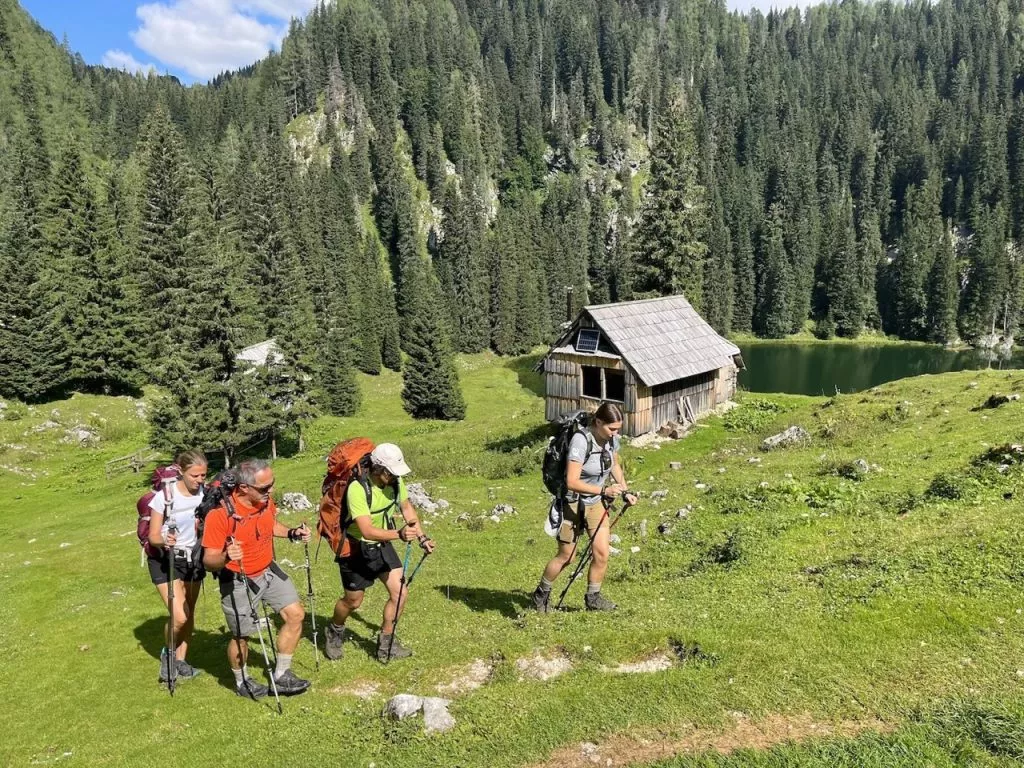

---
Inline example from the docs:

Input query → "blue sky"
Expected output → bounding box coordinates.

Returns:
[20,0,814,85]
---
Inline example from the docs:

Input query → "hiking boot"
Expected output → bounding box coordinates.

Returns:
[377,633,413,662]
[175,660,201,680]
[158,649,177,683]
[324,623,346,661]
[272,668,311,696]
[531,586,551,613]
[235,677,269,700]
[584,591,617,612]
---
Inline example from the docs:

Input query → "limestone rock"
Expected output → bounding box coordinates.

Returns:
[281,492,313,512]
[761,426,810,452]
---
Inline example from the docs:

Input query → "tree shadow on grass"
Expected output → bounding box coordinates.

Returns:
[503,353,546,398]
[435,584,531,618]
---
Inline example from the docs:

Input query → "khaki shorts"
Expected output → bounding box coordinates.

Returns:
[218,562,300,637]
[557,500,609,545]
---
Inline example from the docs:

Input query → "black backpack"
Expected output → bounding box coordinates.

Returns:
[542,411,591,497]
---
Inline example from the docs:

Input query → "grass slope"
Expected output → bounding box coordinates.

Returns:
[2,354,1024,767]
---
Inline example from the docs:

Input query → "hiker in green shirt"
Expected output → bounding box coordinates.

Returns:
[324,443,435,662]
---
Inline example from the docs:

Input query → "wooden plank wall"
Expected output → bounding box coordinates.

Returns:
[543,354,734,437]
[650,371,716,432]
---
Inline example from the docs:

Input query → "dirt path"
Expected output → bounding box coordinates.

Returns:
[527,712,893,768]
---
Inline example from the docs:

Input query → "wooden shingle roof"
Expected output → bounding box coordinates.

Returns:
[551,295,740,387]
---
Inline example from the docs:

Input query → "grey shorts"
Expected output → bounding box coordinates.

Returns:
[218,562,300,637]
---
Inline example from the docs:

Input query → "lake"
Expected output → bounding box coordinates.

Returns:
[737,342,1024,395]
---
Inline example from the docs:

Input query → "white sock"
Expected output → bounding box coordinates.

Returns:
[232,667,245,686]
[275,654,292,678]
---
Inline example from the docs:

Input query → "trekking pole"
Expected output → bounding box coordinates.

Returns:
[262,603,279,668]
[301,524,319,673]
[555,497,632,610]
[405,549,431,588]
[234,541,282,714]
[385,541,413,665]
[160,477,176,695]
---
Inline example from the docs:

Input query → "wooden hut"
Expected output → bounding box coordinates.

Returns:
[538,295,743,437]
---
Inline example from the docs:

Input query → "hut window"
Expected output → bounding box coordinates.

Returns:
[581,366,603,398]
[605,369,625,402]
[581,366,625,402]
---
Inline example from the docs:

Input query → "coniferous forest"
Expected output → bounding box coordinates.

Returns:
[3,0,1024,453]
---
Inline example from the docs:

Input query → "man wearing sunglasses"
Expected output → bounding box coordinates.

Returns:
[202,459,313,700]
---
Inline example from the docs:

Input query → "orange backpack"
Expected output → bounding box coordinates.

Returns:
[317,438,375,558]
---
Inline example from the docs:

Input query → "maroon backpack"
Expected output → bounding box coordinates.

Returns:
[136,465,180,558]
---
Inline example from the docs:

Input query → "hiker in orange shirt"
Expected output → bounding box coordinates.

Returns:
[202,459,312,700]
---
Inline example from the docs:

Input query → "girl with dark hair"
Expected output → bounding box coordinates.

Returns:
[532,402,638,612]
[147,449,207,683]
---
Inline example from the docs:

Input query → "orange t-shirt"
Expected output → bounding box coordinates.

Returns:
[202,493,277,576]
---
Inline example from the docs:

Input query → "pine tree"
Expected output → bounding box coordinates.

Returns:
[926,223,959,344]
[437,180,489,352]
[0,152,60,400]
[960,203,1009,342]
[825,193,864,338]
[355,235,385,375]
[892,179,944,339]
[42,138,140,392]
[731,212,756,334]
[755,204,792,338]
[631,97,709,306]
[400,254,466,420]
[135,105,196,375]
[703,188,734,334]
[320,299,362,417]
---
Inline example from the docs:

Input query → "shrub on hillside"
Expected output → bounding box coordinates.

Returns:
[723,398,783,433]
[926,471,972,500]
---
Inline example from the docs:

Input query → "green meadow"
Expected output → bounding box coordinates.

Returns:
[3,352,1024,767]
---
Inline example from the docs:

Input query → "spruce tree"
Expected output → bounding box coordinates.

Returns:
[437,180,489,352]
[960,203,1009,341]
[926,223,959,344]
[755,204,792,338]
[731,212,756,334]
[892,180,943,339]
[42,139,140,391]
[631,97,709,306]
[399,254,466,420]
[135,105,195,375]
[825,193,864,338]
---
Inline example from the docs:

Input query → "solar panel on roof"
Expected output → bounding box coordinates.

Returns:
[576,328,601,353]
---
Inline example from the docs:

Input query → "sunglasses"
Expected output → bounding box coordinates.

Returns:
[245,480,275,494]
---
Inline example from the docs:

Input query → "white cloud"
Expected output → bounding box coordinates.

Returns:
[129,0,318,81]
[102,49,158,74]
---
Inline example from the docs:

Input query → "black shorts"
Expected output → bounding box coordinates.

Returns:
[337,540,402,592]
[147,550,206,585]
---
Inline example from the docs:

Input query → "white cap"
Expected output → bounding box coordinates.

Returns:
[370,443,411,477]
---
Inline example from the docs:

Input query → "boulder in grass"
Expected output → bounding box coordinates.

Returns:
[281,492,313,512]
[761,426,810,452]
[421,697,456,734]
[384,694,424,720]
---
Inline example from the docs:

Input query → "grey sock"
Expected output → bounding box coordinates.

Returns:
[586,582,601,595]
[538,577,554,592]
[274,653,292,678]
